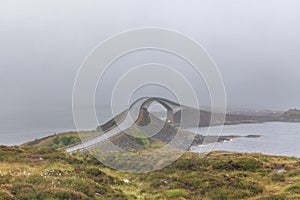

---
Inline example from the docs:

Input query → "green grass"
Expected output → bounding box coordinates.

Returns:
[285,183,300,194]
[166,189,187,198]
[1,146,300,199]
[21,131,95,149]
[288,169,300,177]
[271,173,285,182]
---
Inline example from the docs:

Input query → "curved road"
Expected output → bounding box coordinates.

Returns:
[66,97,182,153]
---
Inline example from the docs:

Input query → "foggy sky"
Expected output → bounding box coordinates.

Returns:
[1,0,300,117]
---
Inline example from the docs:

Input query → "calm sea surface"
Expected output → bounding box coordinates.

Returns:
[189,122,300,157]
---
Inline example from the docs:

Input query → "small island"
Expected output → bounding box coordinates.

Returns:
[278,108,300,122]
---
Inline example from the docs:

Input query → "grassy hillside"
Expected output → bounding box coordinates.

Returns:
[1,145,300,199]
[21,131,94,149]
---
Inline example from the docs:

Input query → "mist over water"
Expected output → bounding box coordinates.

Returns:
[0,106,113,145]
[1,1,300,146]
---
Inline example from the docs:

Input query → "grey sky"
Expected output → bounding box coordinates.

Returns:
[1,0,300,115]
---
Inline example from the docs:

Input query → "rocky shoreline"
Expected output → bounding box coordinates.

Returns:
[191,134,261,146]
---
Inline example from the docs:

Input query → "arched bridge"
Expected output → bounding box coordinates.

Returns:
[66,97,185,153]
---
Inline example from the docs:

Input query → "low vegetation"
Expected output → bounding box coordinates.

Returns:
[1,145,300,200]
[279,109,300,122]
[21,131,94,149]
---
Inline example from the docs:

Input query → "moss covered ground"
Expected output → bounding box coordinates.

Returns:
[1,145,300,200]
